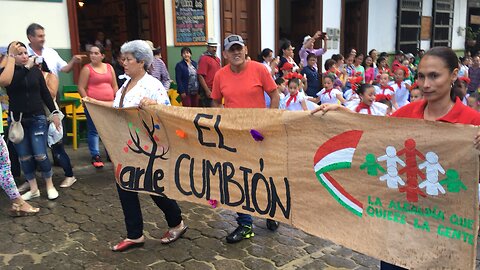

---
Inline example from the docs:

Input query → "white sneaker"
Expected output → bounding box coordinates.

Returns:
[60,177,77,188]
[47,188,59,200]
[21,190,41,201]
[17,182,30,193]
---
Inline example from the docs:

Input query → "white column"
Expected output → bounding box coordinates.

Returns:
[321,0,342,71]
[420,0,433,50]
[452,0,467,51]
[367,0,397,53]
[260,0,276,54]
[213,0,221,59]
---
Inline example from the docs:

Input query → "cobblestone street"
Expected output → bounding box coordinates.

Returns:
[0,146,477,269]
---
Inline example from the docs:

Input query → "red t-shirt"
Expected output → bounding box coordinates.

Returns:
[211,61,277,108]
[392,97,480,125]
[197,54,221,89]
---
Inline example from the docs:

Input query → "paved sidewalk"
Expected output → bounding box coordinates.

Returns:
[0,145,476,269]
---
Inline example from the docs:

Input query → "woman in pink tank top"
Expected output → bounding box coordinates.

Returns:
[78,45,118,168]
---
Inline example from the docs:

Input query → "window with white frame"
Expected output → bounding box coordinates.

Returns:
[396,0,423,54]
[432,0,454,47]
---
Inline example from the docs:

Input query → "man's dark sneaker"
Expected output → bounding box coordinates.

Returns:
[226,225,254,243]
[92,155,104,168]
[266,219,279,231]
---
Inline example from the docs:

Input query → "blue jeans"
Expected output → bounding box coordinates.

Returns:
[51,141,73,177]
[11,114,53,181]
[236,213,252,226]
[85,108,99,157]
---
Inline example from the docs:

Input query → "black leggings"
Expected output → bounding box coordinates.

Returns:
[116,184,182,239]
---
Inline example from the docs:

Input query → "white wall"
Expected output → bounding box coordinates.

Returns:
[261,0,275,54]
[420,0,433,50]
[213,0,221,59]
[0,0,70,48]
[322,0,341,71]
[452,0,467,51]
[367,0,397,53]
[164,0,174,46]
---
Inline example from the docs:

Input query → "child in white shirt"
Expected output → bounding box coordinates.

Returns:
[284,78,308,111]
[376,73,398,110]
[346,84,388,116]
[310,74,345,105]
[389,66,411,108]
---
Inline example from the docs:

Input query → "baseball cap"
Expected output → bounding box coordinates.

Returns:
[224,34,245,51]
[405,53,414,59]
[395,50,404,55]
[280,62,294,71]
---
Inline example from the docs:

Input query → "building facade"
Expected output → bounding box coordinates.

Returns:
[0,0,469,84]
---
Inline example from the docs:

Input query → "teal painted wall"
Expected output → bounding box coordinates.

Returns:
[56,49,74,91]
[166,46,206,82]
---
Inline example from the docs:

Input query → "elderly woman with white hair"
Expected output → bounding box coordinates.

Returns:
[85,40,187,252]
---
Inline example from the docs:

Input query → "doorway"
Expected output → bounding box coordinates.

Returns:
[277,0,322,63]
[342,0,368,56]
[220,0,261,62]
[66,0,167,81]
[76,0,151,58]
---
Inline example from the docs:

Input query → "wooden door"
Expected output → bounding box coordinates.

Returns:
[149,0,168,66]
[221,0,261,61]
[341,0,368,55]
[290,0,322,64]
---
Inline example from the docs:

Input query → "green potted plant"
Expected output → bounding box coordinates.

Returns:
[466,27,478,47]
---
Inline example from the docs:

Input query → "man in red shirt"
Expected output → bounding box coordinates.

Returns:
[198,38,221,107]
[211,34,280,243]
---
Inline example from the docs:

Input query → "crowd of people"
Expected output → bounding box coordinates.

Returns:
[1,23,480,268]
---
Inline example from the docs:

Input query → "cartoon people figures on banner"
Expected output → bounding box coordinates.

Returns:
[379,166,405,189]
[360,154,385,176]
[362,138,467,202]
[418,152,446,196]
[439,169,466,193]
[377,146,406,170]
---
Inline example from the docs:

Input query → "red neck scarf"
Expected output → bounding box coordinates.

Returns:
[381,85,394,94]
[324,88,333,99]
[396,81,402,89]
[355,102,371,114]
[286,92,298,107]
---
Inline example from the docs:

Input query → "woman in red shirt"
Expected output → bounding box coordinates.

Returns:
[313,46,480,269]
[392,47,480,125]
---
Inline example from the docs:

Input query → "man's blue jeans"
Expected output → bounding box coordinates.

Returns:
[11,114,53,180]
[236,213,252,226]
